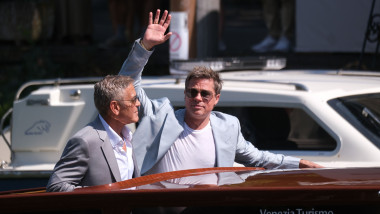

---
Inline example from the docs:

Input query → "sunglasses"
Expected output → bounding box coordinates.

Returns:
[117,96,139,105]
[185,89,214,101]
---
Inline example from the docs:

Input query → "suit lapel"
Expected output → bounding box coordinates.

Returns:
[93,117,122,182]
[210,113,234,167]
[159,109,185,157]
[134,109,184,175]
[132,151,140,178]
[101,137,122,182]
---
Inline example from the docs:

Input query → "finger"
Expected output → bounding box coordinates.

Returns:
[163,14,171,30]
[148,12,153,25]
[154,9,160,24]
[159,10,168,25]
[163,32,172,42]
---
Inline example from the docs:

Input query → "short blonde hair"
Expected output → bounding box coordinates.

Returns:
[185,66,223,95]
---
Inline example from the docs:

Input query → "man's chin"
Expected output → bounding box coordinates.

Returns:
[189,110,207,118]
[127,117,139,125]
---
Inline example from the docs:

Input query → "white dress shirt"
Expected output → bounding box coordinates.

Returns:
[99,115,134,181]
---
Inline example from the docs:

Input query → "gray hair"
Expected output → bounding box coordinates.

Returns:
[185,66,223,95]
[94,75,134,116]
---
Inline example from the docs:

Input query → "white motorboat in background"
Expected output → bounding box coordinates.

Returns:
[1,69,380,190]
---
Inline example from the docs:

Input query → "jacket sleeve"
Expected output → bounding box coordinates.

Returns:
[118,39,161,117]
[118,39,153,86]
[117,39,179,176]
[46,137,90,192]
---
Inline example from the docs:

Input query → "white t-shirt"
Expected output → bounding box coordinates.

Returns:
[149,121,217,185]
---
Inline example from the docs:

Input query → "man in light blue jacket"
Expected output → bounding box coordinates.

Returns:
[120,9,322,176]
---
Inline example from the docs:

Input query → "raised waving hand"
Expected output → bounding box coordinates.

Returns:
[141,9,172,50]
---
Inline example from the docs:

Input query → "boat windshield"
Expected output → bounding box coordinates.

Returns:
[328,93,380,148]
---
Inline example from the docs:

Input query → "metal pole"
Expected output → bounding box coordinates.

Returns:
[359,0,377,70]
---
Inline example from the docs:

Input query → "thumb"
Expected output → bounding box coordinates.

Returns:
[163,32,172,42]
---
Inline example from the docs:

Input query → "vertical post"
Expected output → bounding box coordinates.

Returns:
[359,0,377,70]
[196,0,220,58]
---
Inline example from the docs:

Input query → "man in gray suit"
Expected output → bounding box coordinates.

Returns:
[47,75,141,192]
[119,9,322,177]
[47,9,173,192]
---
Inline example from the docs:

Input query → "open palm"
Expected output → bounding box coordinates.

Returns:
[142,9,172,50]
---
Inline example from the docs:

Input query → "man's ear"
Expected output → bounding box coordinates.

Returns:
[214,94,220,106]
[110,101,120,115]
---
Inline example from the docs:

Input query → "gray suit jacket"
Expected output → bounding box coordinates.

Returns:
[47,116,137,192]
[119,40,300,176]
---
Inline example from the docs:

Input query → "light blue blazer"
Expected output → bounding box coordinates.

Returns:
[119,40,300,176]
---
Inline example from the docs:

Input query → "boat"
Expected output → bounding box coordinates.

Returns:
[1,166,380,214]
[1,69,380,190]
